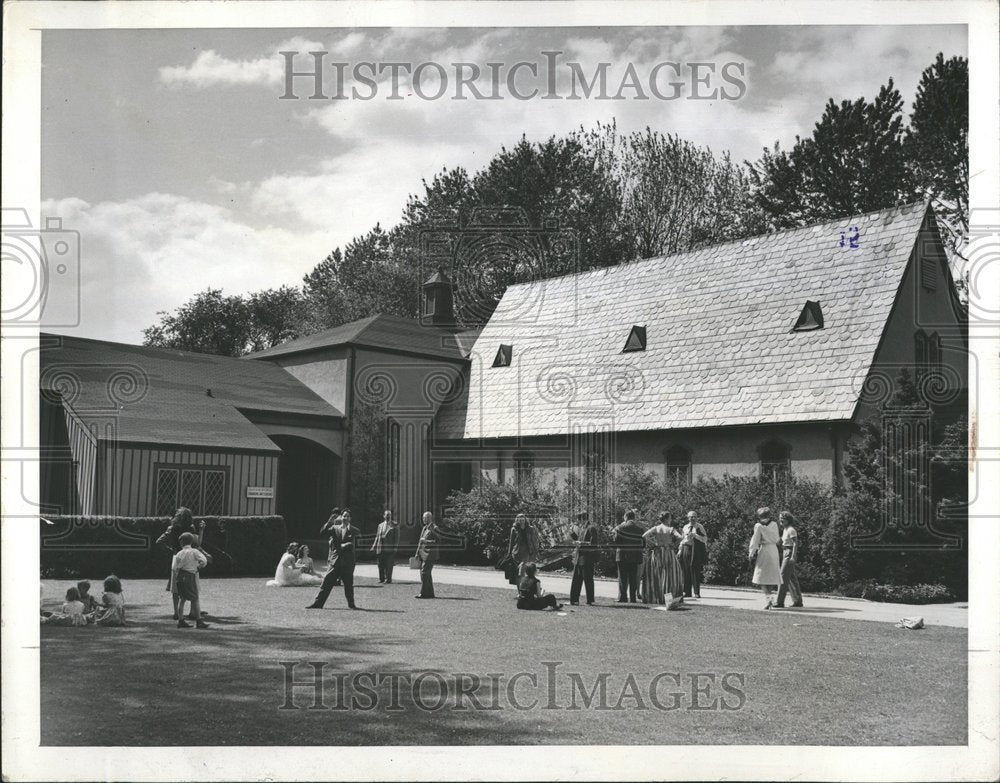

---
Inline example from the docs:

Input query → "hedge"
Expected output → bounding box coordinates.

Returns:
[40,516,287,580]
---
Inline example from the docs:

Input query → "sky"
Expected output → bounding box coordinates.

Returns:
[40,25,967,343]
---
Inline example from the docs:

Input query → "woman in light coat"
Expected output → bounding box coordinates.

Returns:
[748,506,782,609]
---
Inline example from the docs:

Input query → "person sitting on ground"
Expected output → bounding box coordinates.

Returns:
[516,563,563,611]
[267,542,322,587]
[295,544,318,576]
[42,586,88,626]
[93,575,127,626]
[77,580,100,615]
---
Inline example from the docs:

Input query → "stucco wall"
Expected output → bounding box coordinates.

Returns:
[271,347,350,414]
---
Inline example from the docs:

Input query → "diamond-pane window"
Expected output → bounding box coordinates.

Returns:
[155,469,179,516]
[203,470,226,516]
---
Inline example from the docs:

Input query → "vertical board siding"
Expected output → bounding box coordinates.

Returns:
[62,406,98,516]
[103,445,278,517]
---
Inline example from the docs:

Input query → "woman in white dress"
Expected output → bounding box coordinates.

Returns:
[267,542,323,587]
[748,506,782,609]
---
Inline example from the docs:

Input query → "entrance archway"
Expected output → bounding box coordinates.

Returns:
[269,435,339,542]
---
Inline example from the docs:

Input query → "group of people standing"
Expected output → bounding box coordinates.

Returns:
[509,506,804,613]
[304,507,442,610]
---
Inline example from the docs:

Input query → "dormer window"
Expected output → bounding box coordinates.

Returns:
[622,325,647,353]
[792,300,824,331]
[492,344,512,368]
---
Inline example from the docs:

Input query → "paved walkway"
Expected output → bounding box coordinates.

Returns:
[352,563,969,628]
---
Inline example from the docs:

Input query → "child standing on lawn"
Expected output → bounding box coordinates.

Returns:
[171,533,210,629]
[93,575,127,626]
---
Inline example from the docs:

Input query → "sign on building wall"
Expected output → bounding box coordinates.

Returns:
[246,486,274,499]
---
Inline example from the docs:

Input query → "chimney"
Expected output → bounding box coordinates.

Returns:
[421,267,456,327]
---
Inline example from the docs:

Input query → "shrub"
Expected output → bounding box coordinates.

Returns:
[836,580,954,603]
[40,516,287,579]
[443,478,561,566]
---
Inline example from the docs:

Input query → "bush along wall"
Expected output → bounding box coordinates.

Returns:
[40,516,287,580]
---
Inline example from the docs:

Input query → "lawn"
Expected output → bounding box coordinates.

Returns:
[39,576,967,746]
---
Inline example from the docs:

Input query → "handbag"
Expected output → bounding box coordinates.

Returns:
[408,556,421,570]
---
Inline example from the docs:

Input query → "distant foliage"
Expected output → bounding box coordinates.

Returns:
[143,286,304,357]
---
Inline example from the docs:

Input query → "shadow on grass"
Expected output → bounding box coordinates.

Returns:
[40,611,550,746]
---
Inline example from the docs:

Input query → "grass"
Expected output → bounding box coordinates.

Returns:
[40,576,966,746]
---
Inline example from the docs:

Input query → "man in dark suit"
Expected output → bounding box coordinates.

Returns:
[569,510,599,606]
[414,512,439,599]
[318,507,342,586]
[307,508,359,609]
[612,509,644,603]
[370,510,399,584]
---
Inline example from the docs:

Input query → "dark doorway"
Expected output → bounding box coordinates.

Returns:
[269,435,339,542]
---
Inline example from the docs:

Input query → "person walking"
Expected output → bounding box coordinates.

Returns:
[414,512,440,599]
[748,506,782,609]
[679,510,708,599]
[568,511,598,606]
[371,510,399,584]
[641,511,685,609]
[306,509,359,609]
[507,514,541,579]
[612,510,644,603]
[775,511,804,608]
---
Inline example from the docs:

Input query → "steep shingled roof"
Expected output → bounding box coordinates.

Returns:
[245,313,468,361]
[40,335,343,451]
[436,201,934,440]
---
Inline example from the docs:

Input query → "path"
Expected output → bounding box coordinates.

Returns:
[351,563,969,628]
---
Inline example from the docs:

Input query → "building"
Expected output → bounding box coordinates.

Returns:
[38,201,967,546]
[430,201,967,505]
[39,336,345,540]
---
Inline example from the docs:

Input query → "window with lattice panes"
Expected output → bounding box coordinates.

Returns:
[155,465,228,516]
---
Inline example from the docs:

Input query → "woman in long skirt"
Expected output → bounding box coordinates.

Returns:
[641,512,685,609]
[748,506,782,609]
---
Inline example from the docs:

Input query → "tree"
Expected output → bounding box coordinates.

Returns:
[580,122,764,260]
[143,287,304,357]
[143,288,252,357]
[904,53,969,254]
[751,80,911,228]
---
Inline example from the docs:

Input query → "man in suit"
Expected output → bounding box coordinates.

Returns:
[569,510,599,606]
[414,511,439,599]
[318,507,342,586]
[371,509,399,584]
[612,509,644,603]
[306,508,359,609]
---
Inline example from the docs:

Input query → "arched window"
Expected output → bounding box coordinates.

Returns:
[929,332,942,370]
[759,440,791,483]
[664,445,692,487]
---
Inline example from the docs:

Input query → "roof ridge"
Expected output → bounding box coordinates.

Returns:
[502,199,930,292]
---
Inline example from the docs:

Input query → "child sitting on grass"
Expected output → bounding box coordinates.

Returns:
[77,580,100,615]
[93,575,127,626]
[42,587,88,626]
[172,533,210,629]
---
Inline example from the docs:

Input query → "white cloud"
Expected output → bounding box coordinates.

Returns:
[159,36,326,88]
[42,194,333,343]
